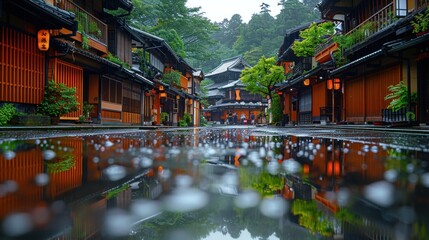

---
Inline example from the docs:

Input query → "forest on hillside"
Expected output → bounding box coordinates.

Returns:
[128,0,320,71]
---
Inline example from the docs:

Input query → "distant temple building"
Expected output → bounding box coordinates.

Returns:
[203,56,268,124]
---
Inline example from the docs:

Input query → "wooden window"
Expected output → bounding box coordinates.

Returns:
[102,76,122,104]
[123,80,141,114]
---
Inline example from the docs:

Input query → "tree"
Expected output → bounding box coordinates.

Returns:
[240,56,284,100]
[275,0,319,36]
[130,0,218,66]
[291,21,335,57]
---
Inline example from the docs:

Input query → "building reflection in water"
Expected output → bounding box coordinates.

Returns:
[0,128,428,239]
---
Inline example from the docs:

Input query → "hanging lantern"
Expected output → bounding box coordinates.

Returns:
[176,95,180,100]
[327,79,333,90]
[158,85,164,91]
[303,78,310,86]
[160,92,167,98]
[334,78,341,90]
[235,89,241,101]
[37,29,50,51]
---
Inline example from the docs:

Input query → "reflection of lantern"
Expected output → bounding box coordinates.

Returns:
[303,78,310,86]
[37,29,50,51]
[327,161,340,176]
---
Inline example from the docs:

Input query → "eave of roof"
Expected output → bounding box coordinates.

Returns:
[206,101,268,110]
[279,64,326,90]
[23,0,77,30]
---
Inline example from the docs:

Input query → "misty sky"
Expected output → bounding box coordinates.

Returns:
[186,0,282,23]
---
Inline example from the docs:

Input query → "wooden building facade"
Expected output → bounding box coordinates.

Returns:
[277,0,429,125]
[0,0,201,126]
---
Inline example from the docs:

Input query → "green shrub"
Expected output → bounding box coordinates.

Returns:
[37,80,79,118]
[0,104,17,126]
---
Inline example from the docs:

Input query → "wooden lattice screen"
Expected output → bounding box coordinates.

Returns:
[54,59,83,120]
[0,26,45,104]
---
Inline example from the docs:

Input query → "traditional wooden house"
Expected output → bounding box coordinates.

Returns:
[50,0,157,125]
[277,0,429,125]
[277,22,334,125]
[1,0,161,125]
[130,27,200,126]
[0,0,77,113]
[204,56,267,124]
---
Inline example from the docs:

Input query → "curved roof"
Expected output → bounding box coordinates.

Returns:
[206,56,250,77]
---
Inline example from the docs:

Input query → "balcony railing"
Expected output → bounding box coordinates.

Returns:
[291,57,312,77]
[344,2,395,47]
[55,0,107,45]
[417,0,429,10]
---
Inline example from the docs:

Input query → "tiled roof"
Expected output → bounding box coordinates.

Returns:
[218,80,244,89]
[207,89,224,98]
[206,56,250,77]
[206,101,267,109]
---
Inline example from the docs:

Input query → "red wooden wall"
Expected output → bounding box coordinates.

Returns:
[345,64,400,122]
[312,81,327,118]
[0,26,45,104]
[53,59,83,120]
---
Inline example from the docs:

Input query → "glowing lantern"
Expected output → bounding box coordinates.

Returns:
[334,78,341,90]
[37,29,50,51]
[303,78,310,86]
[327,79,333,90]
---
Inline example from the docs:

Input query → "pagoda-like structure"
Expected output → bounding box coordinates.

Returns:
[203,56,267,124]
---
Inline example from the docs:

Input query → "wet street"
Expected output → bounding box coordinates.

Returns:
[0,126,429,240]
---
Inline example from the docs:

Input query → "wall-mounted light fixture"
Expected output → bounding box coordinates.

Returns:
[303,78,310,86]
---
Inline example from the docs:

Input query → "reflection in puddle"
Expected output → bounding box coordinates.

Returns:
[0,127,428,239]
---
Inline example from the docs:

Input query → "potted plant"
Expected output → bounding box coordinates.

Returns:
[411,8,429,36]
[77,102,94,124]
[37,80,79,125]
[384,81,417,123]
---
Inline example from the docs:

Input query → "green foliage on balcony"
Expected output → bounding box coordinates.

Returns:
[411,8,429,34]
[332,22,375,66]
[292,22,335,57]
[105,52,130,69]
[162,71,181,86]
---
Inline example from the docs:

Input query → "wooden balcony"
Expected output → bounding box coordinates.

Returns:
[314,42,338,64]
[417,0,429,10]
[344,2,395,48]
[55,0,108,46]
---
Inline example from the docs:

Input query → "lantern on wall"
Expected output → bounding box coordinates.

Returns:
[327,79,333,90]
[235,89,241,101]
[37,29,50,51]
[176,95,180,100]
[327,78,341,90]
[303,78,310,86]
[333,78,341,90]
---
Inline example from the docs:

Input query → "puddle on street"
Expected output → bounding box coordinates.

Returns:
[0,127,428,239]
